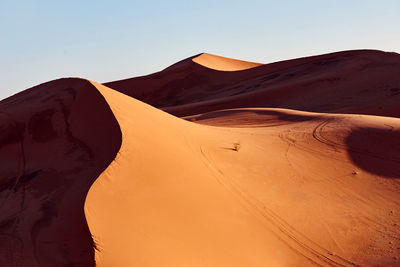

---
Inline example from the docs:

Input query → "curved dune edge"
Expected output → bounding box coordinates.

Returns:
[85,81,400,266]
[192,53,262,71]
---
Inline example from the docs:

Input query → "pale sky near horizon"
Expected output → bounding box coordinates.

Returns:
[1,0,399,100]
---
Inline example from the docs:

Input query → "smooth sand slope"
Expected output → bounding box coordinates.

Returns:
[85,82,400,266]
[0,79,121,267]
[104,50,400,118]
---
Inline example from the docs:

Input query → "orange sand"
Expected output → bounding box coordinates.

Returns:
[85,82,400,266]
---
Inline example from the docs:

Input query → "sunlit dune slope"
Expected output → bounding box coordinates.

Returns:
[0,78,121,267]
[192,53,262,71]
[104,50,400,118]
[86,82,400,266]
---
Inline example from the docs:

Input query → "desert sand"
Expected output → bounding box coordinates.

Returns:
[1,51,400,266]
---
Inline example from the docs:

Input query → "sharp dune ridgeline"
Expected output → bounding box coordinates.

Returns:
[1,50,400,266]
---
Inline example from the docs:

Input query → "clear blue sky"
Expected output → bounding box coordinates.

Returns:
[1,0,399,100]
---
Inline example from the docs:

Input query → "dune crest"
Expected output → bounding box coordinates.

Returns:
[192,53,262,71]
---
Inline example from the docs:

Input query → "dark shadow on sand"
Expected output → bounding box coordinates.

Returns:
[345,127,400,179]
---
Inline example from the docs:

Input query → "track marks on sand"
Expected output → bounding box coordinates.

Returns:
[198,144,356,266]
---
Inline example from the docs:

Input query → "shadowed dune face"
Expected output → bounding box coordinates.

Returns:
[104,50,400,118]
[0,78,121,267]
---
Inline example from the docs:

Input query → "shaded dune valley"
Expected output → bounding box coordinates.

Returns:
[1,50,400,266]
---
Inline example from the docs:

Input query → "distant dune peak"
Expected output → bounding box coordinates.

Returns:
[192,52,263,71]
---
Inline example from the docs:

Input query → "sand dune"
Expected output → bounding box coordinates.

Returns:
[1,51,400,266]
[85,82,400,266]
[105,50,400,118]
